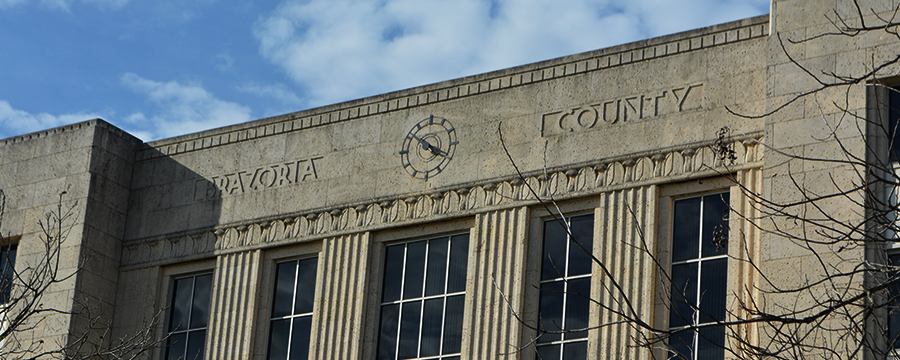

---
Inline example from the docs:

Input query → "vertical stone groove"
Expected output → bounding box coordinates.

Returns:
[463,207,528,359]
[206,249,261,360]
[310,232,370,360]
[730,168,762,356]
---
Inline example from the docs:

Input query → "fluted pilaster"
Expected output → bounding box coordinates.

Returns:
[594,185,657,359]
[462,207,529,359]
[206,250,262,359]
[310,232,371,360]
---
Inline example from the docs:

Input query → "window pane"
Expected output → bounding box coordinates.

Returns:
[446,234,469,293]
[535,344,561,360]
[541,219,569,280]
[397,301,422,359]
[189,274,212,329]
[419,298,444,357]
[697,326,726,359]
[403,242,427,300]
[890,254,900,348]
[701,194,730,257]
[383,246,405,303]
[0,246,15,303]
[294,258,318,315]
[377,304,400,360]
[165,332,187,360]
[562,341,587,359]
[290,316,312,360]
[425,238,448,297]
[537,281,564,343]
[186,330,206,360]
[891,90,900,161]
[669,262,698,329]
[442,295,465,355]
[698,258,727,324]
[564,277,590,340]
[668,329,694,360]
[169,277,194,332]
[267,319,291,360]
[672,197,701,262]
[273,261,298,318]
[567,214,594,277]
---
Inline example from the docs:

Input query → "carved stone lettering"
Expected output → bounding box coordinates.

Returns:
[197,156,324,200]
[541,83,704,136]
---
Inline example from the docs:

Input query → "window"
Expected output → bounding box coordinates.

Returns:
[376,233,469,360]
[267,257,318,360]
[667,193,729,360]
[888,88,900,163]
[165,273,212,360]
[884,88,900,355]
[535,213,593,360]
[0,243,16,303]
[888,254,900,353]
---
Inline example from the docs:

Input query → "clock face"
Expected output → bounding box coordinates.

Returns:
[399,115,458,180]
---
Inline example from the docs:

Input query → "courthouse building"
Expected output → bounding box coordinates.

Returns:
[2,0,900,359]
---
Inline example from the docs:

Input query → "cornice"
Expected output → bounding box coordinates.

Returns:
[135,16,768,162]
[0,119,142,146]
[121,132,765,270]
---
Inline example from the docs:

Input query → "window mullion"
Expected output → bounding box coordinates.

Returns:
[693,198,706,360]
[416,241,431,358]
[439,237,452,356]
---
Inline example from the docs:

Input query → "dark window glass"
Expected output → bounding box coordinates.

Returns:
[267,258,318,360]
[888,254,900,349]
[377,234,469,360]
[383,246,405,303]
[0,244,16,303]
[668,193,729,360]
[889,89,900,162]
[536,214,593,359]
[165,273,213,360]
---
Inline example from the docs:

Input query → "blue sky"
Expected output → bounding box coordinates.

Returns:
[0,0,769,141]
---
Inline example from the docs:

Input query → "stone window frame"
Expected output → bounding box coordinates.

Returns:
[362,217,474,360]
[164,272,213,360]
[373,232,470,360]
[254,241,322,360]
[522,197,601,360]
[533,212,594,359]
[0,236,19,305]
[871,82,900,358]
[265,256,319,360]
[156,258,216,360]
[666,191,730,360]
[655,177,737,360]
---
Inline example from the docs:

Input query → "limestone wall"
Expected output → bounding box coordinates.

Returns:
[0,120,138,355]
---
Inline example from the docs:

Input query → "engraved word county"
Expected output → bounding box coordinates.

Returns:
[194,156,323,200]
[541,83,703,136]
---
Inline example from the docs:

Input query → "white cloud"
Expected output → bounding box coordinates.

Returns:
[119,73,253,140]
[0,100,102,139]
[254,0,767,108]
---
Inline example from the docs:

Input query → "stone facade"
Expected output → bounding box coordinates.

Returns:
[1,0,898,359]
